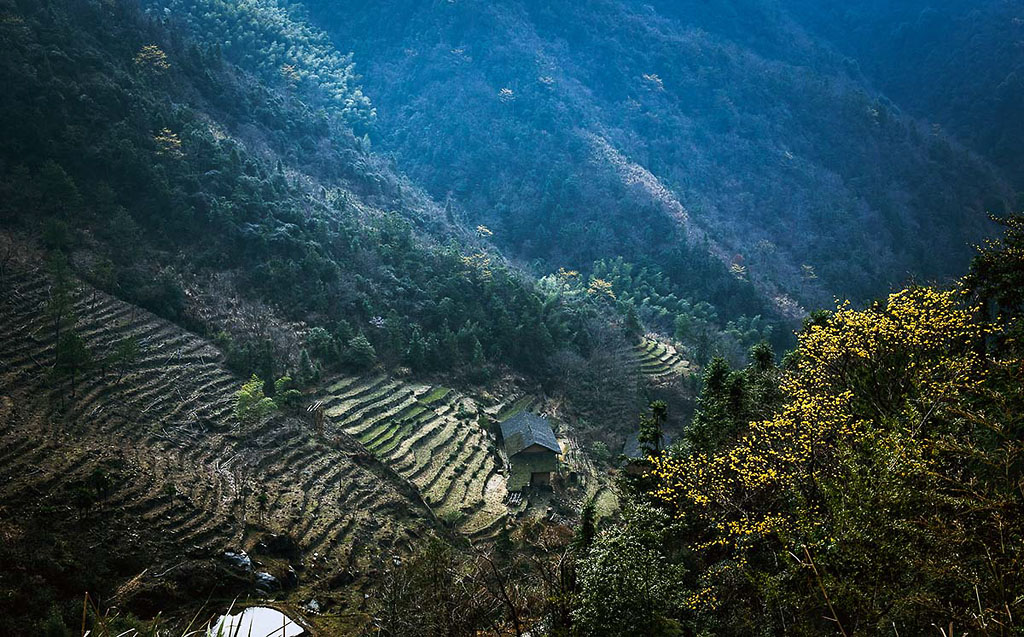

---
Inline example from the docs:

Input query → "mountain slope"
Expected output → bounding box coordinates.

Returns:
[785,0,1024,189]
[0,0,588,382]
[0,252,437,633]
[299,0,1013,308]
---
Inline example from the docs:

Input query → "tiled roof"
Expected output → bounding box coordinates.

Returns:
[500,412,560,456]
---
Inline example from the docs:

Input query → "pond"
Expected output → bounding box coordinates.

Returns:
[207,606,305,637]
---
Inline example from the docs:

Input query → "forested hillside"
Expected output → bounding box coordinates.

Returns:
[788,0,1024,187]
[298,0,1014,310]
[369,215,1024,637]
[1,0,1022,634]
[0,0,584,384]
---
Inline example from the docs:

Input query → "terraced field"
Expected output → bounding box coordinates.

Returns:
[494,395,538,423]
[318,377,508,538]
[635,336,690,382]
[0,263,436,618]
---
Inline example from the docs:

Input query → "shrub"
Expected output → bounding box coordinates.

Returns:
[234,375,277,423]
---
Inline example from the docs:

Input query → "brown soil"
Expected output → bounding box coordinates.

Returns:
[0,261,438,633]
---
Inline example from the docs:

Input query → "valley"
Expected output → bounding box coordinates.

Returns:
[1,0,1022,634]
[0,240,690,633]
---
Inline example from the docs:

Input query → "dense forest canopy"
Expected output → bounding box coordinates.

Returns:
[787,0,1024,186]
[298,0,1016,310]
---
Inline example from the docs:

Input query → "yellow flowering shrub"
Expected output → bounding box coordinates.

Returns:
[460,251,493,280]
[587,277,615,300]
[133,44,169,73]
[153,128,183,158]
[649,286,1013,630]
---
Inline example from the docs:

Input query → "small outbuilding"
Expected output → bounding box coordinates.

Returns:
[500,412,561,491]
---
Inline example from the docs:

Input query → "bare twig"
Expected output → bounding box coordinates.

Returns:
[803,544,848,637]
